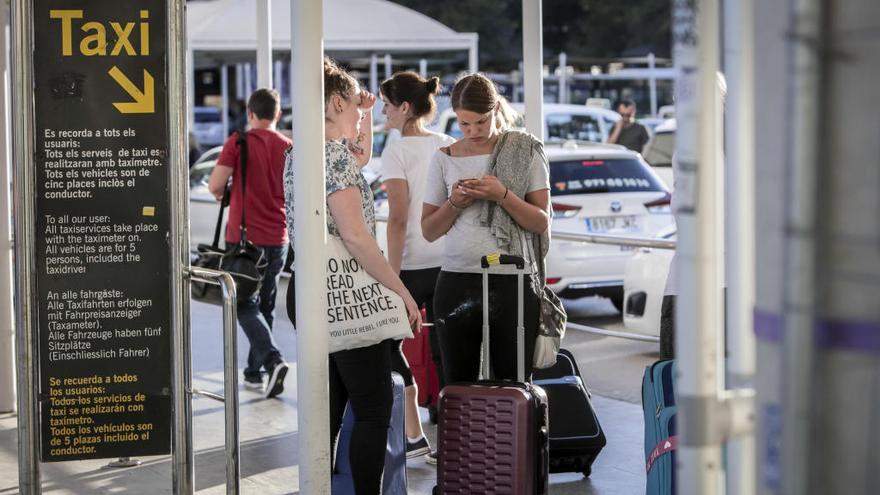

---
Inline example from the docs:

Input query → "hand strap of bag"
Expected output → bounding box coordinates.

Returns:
[209,184,231,249]
[237,131,249,245]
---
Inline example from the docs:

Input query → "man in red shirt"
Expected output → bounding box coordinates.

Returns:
[208,88,291,398]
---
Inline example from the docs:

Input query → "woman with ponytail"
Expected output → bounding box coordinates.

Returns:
[379,71,455,462]
[421,73,552,391]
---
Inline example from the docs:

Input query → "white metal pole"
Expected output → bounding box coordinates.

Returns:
[558,52,567,104]
[781,0,822,493]
[236,64,244,100]
[221,64,230,141]
[522,0,544,140]
[186,47,195,131]
[0,6,15,414]
[274,60,283,92]
[674,0,725,493]
[244,63,253,97]
[468,37,479,73]
[384,53,392,80]
[419,58,428,79]
[648,52,658,117]
[724,0,757,493]
[256,0,272,89]
[290,0,331,492]
[369,53,378,94]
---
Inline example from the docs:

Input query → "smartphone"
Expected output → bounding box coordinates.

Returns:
[458,177,480,185]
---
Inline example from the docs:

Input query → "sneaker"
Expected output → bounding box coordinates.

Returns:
[243,376,264,391]
[406,436,431,458]
[265,361,289,399]
[424,450,438,465]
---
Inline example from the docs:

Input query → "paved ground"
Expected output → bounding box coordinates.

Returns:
[0,287,655,494]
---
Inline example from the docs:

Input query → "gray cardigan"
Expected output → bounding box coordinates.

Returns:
[479,130,551,294]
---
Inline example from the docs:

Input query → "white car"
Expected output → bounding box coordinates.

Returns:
[543,143,674,310]
[641,118,675,188]
[189,146,226,250]
[622,225,676,336]
[433,103,621,144]
[193,106,225,147]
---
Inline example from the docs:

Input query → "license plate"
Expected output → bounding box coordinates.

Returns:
[585,215,639,233]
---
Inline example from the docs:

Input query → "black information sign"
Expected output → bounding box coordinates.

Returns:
[33,0,171,461]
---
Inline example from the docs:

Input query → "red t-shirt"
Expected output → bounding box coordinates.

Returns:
[217,129,292,246]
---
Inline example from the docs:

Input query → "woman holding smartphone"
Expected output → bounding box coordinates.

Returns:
[379,71,455,462]
[284,58,420,494]
[421,73,551,387]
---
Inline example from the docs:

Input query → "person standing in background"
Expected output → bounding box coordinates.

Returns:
[607,99,650,152]
[208,88,291,399]
[380,71,455,462]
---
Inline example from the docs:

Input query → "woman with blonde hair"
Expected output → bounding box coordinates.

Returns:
[421,73,551,389]
[284,58,420,494]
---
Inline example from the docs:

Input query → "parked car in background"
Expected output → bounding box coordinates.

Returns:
[540,143,673,309]
[188,146,225,250]
[433,103,621,144]
[193,106,225,148]
[622,225,676,339]
[641,118,675,188]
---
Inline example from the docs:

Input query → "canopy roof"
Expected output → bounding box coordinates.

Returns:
[187,0,478,53]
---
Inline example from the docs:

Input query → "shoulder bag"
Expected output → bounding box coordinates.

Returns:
[191,132,268,305]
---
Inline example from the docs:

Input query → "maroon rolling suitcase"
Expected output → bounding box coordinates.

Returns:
[435,254,550,495]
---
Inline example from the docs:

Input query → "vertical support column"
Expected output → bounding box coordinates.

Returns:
[274,60,283,93]
[186,48,195,131]
[419,58,428,78]
[781,0,822,493]
[468,36,479,73]
[10,0,40,490]
[522,0,544,140]
[648,52,658,117]
[290,0,331,492]
[256,0,272,89]
[674,0,725,493]
[168,1,193,494]
[235,64,245,100]
[369,54,378,94]
[557,52,567,104]
[0,2,16,414]
[384,53,392,80]
[724,0,757,493]
[244,63,253,97]
[221,65,230,140]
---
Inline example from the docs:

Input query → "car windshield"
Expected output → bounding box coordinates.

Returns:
[194,109,220,123]
[445,113,599,142]
[550,158,665,195]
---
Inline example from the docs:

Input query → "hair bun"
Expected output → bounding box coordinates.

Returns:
[425,76,441,95]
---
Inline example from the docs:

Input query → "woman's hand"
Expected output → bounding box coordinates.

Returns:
[449,181,476,209]
[358,90,376,111]
[400,290,422,334]
[459,175,507,202]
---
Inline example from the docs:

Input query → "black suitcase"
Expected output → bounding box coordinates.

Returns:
[533,349,606,477]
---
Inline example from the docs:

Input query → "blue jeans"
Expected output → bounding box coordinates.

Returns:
[234,244,286,380]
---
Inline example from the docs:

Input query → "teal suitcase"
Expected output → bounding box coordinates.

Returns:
[642,359,677,495]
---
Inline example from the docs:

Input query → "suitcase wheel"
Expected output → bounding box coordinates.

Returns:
[582,466,592,478]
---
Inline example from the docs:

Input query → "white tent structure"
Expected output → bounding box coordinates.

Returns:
[186,0,478,66]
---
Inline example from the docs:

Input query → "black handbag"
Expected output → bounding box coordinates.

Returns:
[191,132,268,305]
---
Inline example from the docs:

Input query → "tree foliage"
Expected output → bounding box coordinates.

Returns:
[390,0,670,70]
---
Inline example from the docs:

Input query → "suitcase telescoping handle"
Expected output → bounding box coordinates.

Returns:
[479,254,527,383]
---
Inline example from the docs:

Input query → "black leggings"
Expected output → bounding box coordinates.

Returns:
[433,271,540,383]
[390,267,441,387]
[287,276,392,495]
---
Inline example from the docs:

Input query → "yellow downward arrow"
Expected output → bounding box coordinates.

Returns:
[108,66,154,114]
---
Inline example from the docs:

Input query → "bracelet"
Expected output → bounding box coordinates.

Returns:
[497,187,509,205]
[447,197,464,210]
